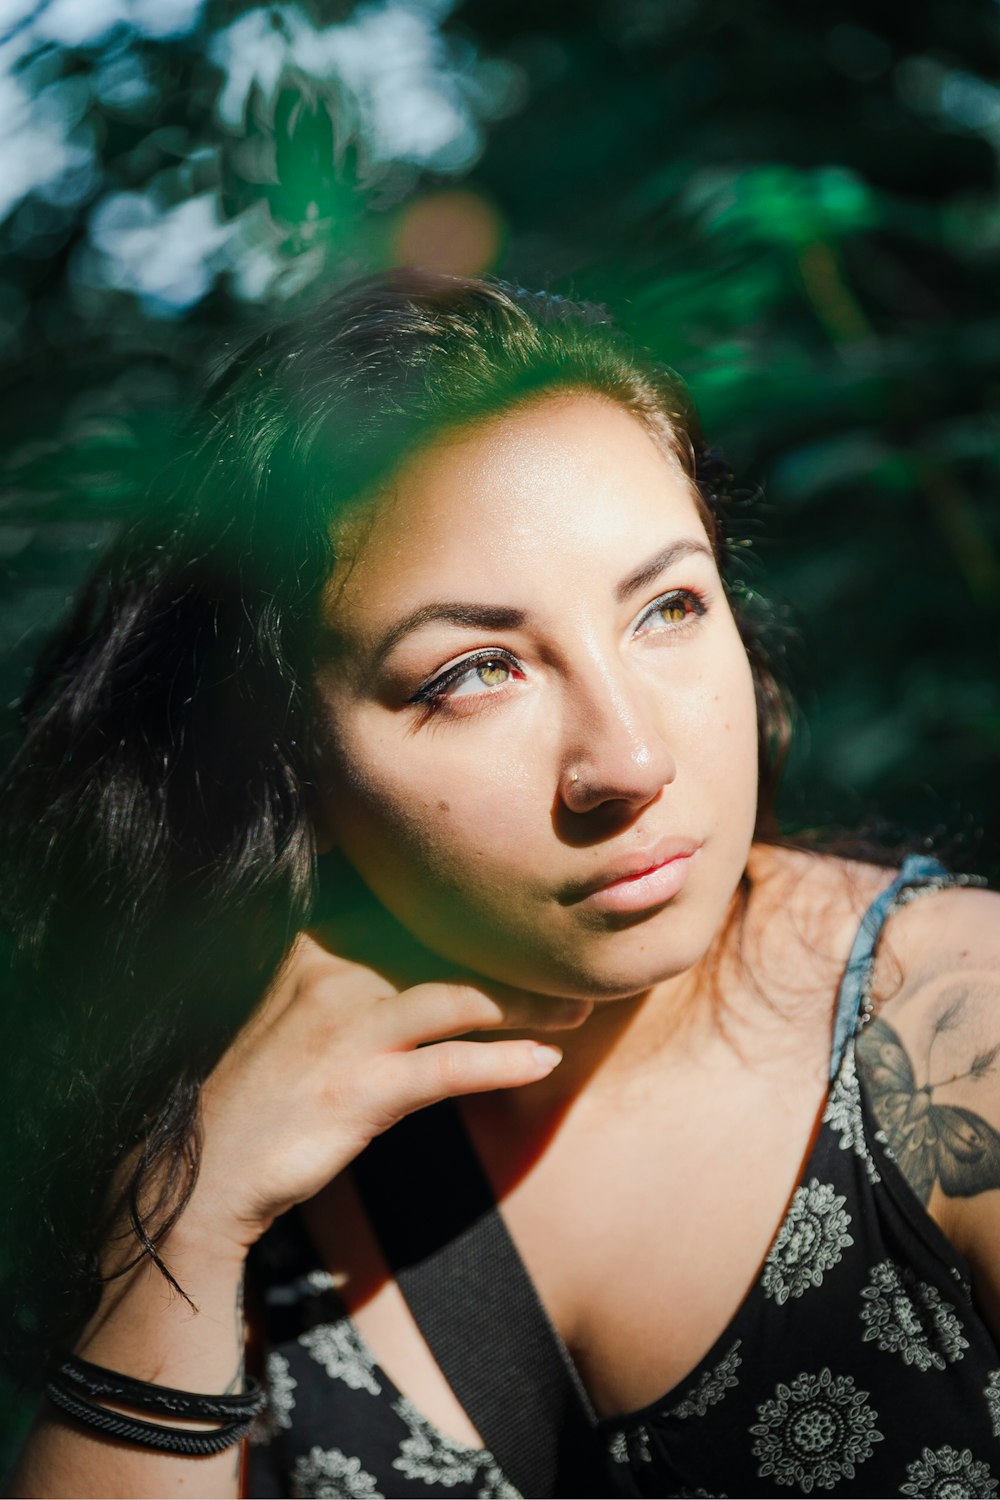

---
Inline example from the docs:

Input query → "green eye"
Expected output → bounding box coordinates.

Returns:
[412,650,523,709]
[634,587,707,637]
[659,601,689,624]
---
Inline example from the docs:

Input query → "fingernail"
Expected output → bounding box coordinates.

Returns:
[532,1044,563,1072]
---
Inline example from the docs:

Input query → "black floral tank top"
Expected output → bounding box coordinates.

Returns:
[246,856,1000,1499]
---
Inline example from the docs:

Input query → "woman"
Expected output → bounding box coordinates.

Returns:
[3,270,1000,1500]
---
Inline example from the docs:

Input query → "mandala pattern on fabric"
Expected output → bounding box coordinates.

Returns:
[304,1268,339,1292]
[761,1180,853,1305]
[608,1423,651,1465]
[250,1349,297,1444]
[300,1318,382,1396]
[290,1444,384,1498]
[666,1489,729,1498]
[822,1049,881,1183]
[265,1268,341,1309]
[986,1371,1000,1439]
[668,1342,743,1420]
[872,1125,899,1164]
[750,1367,882,1493]
[608,1429,629,1464]
[859,1259,969,1371]
[899,1444,999,1498]
[391,1394,495,1488]
[476,1465,521,1498]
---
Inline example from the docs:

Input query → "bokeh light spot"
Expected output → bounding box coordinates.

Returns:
[391,189,503,275]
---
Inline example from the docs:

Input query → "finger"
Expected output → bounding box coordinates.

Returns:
[379,982,592,1049]
[374,1038,564,1122]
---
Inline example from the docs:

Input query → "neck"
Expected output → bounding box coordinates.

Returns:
[467,858,780,1123]
[479,935,733,1127]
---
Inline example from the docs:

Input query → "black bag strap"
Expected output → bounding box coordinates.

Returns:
[351,1099,608,1499]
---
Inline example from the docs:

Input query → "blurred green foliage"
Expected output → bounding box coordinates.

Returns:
[2,0,1000,1466]
[2,0,998,869]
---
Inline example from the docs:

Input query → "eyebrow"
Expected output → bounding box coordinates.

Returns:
[615,537,715,602]
[367,536,715,668]
[370,603,527,669]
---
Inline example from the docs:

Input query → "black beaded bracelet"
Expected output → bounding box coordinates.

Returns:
[54,1354,267,1421]
[45,1380,253,1457]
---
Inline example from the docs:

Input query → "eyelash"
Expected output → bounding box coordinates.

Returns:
[409,648,524,710]
[409,587,708,714]
[633,586,707,636]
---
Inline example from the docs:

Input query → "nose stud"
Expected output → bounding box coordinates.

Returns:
[567,770,580,785]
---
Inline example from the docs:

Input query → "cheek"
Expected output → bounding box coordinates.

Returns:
[676,638,758,751]
[681,646,760,828]
[320,722,530,892]
[722,654,760,755]
[722,653,760,769]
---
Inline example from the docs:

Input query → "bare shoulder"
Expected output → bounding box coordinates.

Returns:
[868,877,1000,1031]
[879,867,998,948]
[749,843,998,994]
[854,875,1000,1331]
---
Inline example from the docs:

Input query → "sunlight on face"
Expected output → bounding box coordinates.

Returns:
[313,392,759,1001]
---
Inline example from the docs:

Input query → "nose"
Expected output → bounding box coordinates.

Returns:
[558,665,676,817]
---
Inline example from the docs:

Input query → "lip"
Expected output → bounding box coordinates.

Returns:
[568,836,702,914]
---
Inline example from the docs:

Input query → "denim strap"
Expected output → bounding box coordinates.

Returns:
[828,853,955,1083]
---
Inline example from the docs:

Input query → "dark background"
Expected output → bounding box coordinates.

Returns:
[2,0,999,1461]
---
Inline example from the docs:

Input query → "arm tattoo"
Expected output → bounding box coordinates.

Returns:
[857,1006,1000,1205]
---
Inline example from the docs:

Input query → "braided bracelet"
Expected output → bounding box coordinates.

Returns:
[45,1380,253,1457]
[54,1354,267,1422]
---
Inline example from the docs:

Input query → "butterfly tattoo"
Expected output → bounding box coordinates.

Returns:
[857,1004,1000,1205]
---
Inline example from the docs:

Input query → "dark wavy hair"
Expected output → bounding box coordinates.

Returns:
[0,268,789,1382]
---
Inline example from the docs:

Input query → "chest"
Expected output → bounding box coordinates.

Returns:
[263,1049,1000,1500]
[465,1055,829,1417]
[300,1045,829,1444]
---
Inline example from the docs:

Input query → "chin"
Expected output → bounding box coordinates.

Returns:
[405,863,742,1001]
[563,959,705,1004]
[497,929,717,1004]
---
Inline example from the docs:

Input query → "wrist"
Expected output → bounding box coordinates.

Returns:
[157,1208,256,1273]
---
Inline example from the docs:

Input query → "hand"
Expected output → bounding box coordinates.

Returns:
[177,871,590,1261]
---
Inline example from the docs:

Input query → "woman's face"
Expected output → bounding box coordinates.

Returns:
[314,391,759,1001]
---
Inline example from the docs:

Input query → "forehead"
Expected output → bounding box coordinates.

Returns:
[324,392,708,616]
